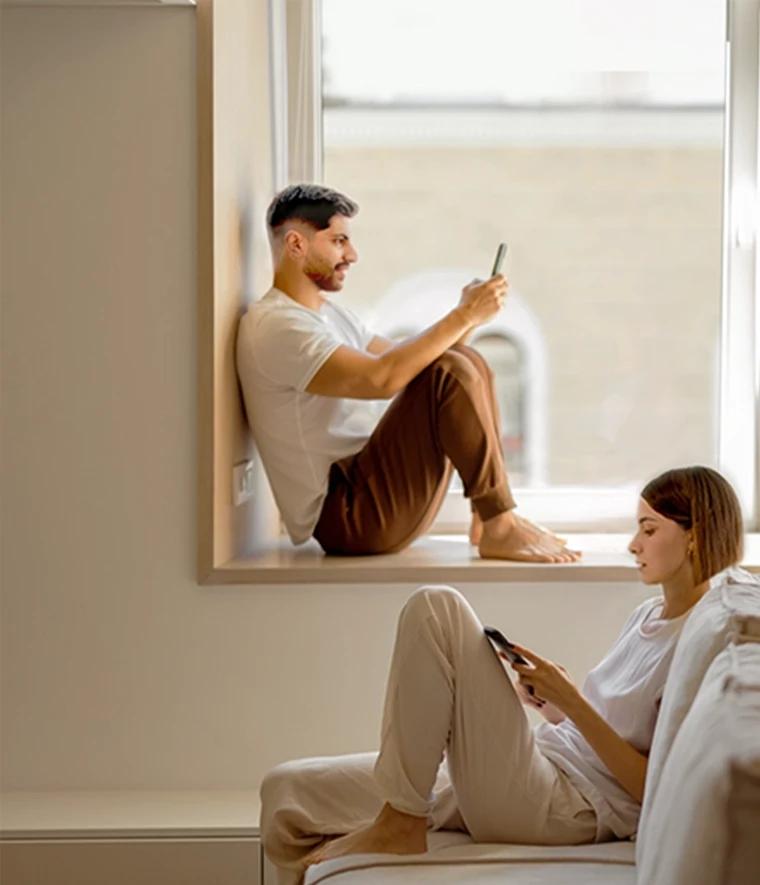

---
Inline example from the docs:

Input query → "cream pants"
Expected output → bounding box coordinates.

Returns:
[261,587,599,885]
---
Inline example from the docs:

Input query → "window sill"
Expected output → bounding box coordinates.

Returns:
[203,533,760,585]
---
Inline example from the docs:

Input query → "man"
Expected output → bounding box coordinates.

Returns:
[236,183,579,562]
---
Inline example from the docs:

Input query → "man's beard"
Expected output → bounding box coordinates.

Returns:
[304,259,345,292]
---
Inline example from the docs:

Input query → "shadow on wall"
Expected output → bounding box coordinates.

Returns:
[230,198,281,551]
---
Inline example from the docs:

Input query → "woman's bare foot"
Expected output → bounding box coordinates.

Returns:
[304,804,427,868]
[479,511,581,563]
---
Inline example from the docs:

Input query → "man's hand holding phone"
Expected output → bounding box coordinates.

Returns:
[459,277,507,324]
[454,243,509,344]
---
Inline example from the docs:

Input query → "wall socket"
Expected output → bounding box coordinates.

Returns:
[232,460,255,506]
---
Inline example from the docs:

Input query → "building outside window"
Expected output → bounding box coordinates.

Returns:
[316,0,747,531]
[272,0,758,534]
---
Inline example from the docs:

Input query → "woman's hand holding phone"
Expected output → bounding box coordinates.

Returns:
[505,642,579,722]
[485,627,570,724]
[513,680,567,725]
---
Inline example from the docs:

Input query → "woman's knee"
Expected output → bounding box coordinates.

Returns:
[397,586,478,653]
[260,759,303,809]
[402,585,467,622]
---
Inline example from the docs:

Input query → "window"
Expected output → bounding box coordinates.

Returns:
[275,0,759,533]
[471,333,527,485]
[367,271,547,488]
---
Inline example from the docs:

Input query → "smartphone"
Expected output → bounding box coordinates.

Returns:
[491,242,508,277]
[484,626,535,696]
[484,626,528,665]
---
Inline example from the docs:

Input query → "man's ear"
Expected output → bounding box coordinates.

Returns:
[283,227,307,260]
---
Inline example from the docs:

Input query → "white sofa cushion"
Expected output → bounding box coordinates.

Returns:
[305,839,636,885]
[635,641,760,885]
[306,860,635,884]
[637,566,760,857]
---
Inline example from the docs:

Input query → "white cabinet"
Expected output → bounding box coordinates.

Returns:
[0,838,261,885]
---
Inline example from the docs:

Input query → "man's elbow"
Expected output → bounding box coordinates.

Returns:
[368,364,404,399]
[366,381,399,400]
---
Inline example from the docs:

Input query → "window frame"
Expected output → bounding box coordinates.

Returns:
[718,0,760,527]
[277,0,760,533]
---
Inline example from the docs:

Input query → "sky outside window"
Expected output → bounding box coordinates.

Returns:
[322,0,726,106]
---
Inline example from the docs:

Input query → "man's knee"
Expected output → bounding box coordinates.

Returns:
[454,344,495,383]
[425,349,482,388]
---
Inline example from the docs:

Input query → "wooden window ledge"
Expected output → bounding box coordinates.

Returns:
[202,534,760,585]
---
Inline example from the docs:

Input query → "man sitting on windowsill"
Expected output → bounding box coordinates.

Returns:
[236,183,579,563]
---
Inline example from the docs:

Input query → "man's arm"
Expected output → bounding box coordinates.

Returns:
[307,276,507,400]
[307,309,475,400]
[366,335,394,356]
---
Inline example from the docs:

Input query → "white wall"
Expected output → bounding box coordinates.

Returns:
[0,6,651,793]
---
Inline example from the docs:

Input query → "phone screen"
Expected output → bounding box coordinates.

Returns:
[484,626,527,665]
[491,242,508,277]
[484,626,535,695]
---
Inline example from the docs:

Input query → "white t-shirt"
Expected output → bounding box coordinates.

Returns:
[534,597,690,840]
[236,288,378,544]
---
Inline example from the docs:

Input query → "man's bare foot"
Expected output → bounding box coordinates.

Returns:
[471,512,567,549]
[479,511,581,563]
[304,804,427,868]
[513,513,569,547]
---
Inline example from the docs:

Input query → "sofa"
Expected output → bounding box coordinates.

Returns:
[305,567,760,885]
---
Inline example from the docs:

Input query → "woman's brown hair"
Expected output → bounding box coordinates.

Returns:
[641,466,744,585]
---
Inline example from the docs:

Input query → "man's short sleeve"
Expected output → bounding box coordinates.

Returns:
[339,305,375,351]
[252,308,342,392]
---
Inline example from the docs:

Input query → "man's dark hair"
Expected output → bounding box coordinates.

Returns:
[266,183,359,234]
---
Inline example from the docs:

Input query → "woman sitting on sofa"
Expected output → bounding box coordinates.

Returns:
[261,465,744,883]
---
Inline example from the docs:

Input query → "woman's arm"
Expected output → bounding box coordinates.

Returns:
[563,693,648,803]
[506,644,649,803]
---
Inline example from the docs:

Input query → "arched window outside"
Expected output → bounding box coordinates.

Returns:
[364,269,548,489]
[470,332,526,485]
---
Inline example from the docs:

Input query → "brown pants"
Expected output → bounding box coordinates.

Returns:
[313,345,516,555]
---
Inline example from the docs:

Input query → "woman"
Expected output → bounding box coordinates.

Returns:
[261,466,744,884]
